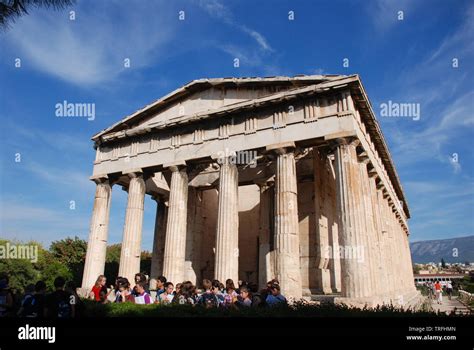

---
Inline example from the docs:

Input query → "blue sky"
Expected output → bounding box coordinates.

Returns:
[0,0,473,250]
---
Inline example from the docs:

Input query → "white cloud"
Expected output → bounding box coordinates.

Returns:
[368,0,420,32]
[197,0,274,52]
[2,0,175,86]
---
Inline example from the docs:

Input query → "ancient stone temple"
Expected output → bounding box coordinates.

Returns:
[81,74,419,307]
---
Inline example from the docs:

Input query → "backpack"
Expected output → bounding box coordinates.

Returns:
[199,292,218,308]
[56,293,72,318]
[20,294,37,317]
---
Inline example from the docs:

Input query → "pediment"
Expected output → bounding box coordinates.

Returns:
[92,75,342,142]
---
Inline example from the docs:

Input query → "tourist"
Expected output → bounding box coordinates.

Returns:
[45,277,75,318]
[156,282,174,304]
[132,273,149,297]
[17,284,35,317]
[446,281,453,300]
[198,279,219,308]
[155,276,167,297]
[66,281,85,318]
[134,281,152,304]
[434,280,442,304]
[89,275,107,301]
[0,274,14,317]
[266,283,287,307]
[174,283,182,296]
[426,282,433,300]
[249,283,266,308]
[211,280,225,307]
[32,281,47,318]
[115,278,134,303]
[236,285,252,308]
[224,279,238,307]
[173,281,195,305]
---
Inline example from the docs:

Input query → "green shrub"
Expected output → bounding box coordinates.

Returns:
[82,300,451,318]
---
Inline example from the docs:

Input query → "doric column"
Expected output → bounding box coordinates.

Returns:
[369,174,388,297]
[162,165,188,284]
[185,187,201,284]
[149,197,168,290]
[214,158,239,283]
[257,182,273,290]
[313,147,332,294]
[118,171,146,284]
[268,142,302,299]
[333,138,370,299]
[81,176,112,290]
[327,154,342,293]
[403,230,416,292]
[357,153,378,297]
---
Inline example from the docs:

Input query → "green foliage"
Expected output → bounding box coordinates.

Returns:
[458,276,474,293]
[104,244,121,285]
[50,236,87,265]
[0,239,42,293]
[0,256,39,294]
[82,300,449,318]
[49,236,86,286]
[40,260,73,291]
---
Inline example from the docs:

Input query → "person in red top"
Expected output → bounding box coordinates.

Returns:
[434,280,443,305]
[89,275,107,302]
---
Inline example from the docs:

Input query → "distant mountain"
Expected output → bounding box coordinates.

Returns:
[410,236,474,264]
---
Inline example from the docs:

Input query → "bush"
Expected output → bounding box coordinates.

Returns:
[82,300,448,318]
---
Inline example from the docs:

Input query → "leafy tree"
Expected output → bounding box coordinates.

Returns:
[49,236,87,286]
[40,260,72,291]
[441,258,446,268]
[0,239,42,293]
[104,244,121,285]
[0,0,75,29]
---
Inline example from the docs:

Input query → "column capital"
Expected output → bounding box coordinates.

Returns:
[122,168,144,178]
[332,137,360,148]
[163,161,187,172]
[89,174,110,185]
[265,141,296,155]
[255,179,275,190]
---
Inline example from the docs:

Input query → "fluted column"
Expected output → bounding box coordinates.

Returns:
[149,197,168,290]
[369,175,388,297]
[82,177,112,290]
[270,143,302,299]
[313,148,332,294]
[118,171,146,284]
[358,155,378,297]
[257,182,273,290]
[214,158,239,283]
[334,138,370,299]
[162,165,188,284]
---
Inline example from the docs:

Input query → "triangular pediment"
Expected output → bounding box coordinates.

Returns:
[92,75,345,142]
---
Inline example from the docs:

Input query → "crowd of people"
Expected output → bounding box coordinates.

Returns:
[0,272,288,318]
[426,280,454,304]
[90,273,288,309]
[0,273,83,318]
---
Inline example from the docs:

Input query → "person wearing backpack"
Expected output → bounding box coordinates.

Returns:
[0,274,14,317]
[17,284,36,317]
[45,277,75,318]
[197,279,218,308]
